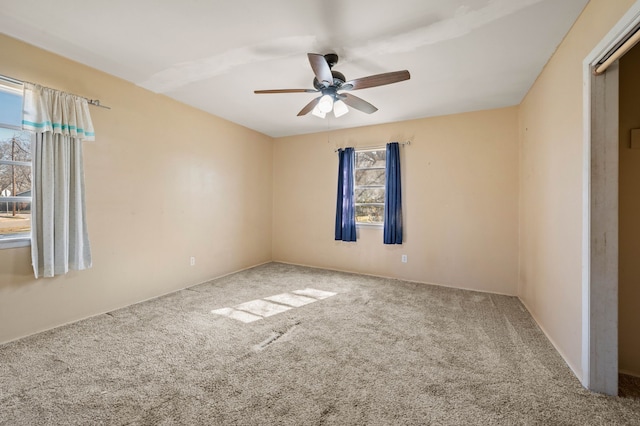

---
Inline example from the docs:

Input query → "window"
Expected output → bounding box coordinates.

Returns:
[354,149,386,225]
[0,78,31,247]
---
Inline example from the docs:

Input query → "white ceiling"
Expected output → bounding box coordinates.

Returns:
[0,0,589,138]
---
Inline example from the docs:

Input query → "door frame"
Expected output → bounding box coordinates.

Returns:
[582,1,640,395]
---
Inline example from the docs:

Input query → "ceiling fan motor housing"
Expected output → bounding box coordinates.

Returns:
[324,53,339,68]
[313,70,346,91]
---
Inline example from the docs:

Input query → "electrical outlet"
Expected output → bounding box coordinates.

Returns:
[190,256,196,266]
[401,254,407,263]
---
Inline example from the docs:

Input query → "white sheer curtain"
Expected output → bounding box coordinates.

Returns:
[23,83,94,278]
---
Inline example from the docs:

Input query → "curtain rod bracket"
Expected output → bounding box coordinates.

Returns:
[88,99,111,110]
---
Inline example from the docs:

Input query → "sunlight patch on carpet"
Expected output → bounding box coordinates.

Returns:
[210,307,263,323]
[292,288,337,299]
[235,299,292,317]
[264,293,316,307]
[211,288,337,323]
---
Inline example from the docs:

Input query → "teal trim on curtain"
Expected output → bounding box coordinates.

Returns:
[22,83,95,141]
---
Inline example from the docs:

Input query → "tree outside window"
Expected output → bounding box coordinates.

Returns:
[0,128,32,239]
[354,149,385,224]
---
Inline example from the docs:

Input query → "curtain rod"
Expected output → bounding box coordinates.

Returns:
[594,25,640,75]
[334,141,410,152]
[0,73,111,109]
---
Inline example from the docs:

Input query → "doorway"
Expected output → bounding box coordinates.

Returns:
[583,2,640,395]
[618,41,640,395]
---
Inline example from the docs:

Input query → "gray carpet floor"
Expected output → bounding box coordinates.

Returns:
[1,262,639,425]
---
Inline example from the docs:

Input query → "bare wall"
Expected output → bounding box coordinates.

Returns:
[619,42,640,377]
[273,108,519,295]
[0,35,274,344]
[518,0,636,379]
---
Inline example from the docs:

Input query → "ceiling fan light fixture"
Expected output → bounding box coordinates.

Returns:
[311,105,326,118]
[318,94,334,113]
[255,53,410,118]
[333,100,348,118]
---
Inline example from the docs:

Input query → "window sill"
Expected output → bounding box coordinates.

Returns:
[0,237,30,249]
[357,222,383,228]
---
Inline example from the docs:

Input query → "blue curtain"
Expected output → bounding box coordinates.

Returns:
[384,142,403,244]
[335,148,357,242]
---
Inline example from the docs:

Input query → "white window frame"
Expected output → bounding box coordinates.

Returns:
[0,79,31,249]
[354,148,385,227]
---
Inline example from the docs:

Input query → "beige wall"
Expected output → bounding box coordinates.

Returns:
[273,108,519,295]
[518,0,636,379]
[619,43,640,377]
[0,35,273,344]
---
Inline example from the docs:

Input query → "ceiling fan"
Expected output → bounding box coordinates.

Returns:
[254,53,410,118]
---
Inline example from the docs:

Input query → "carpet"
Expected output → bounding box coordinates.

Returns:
[1,262,639,425]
